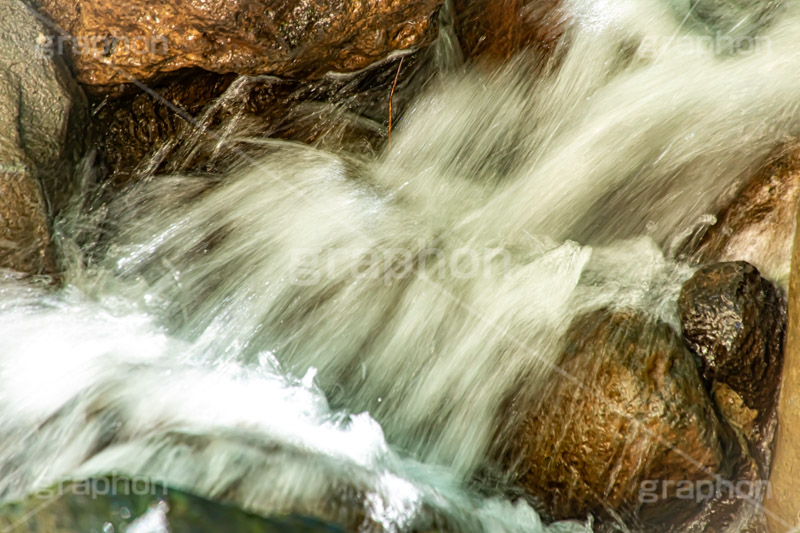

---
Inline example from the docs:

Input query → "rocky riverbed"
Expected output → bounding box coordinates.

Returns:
[0,0,797,532]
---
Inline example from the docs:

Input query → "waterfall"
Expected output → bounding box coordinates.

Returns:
[0,0,798,530]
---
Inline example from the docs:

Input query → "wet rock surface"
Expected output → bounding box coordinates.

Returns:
[765,202,800,530]
[670,261,786,533]
[93,48,434,184]
[511,309,732,524]
[678,262,785,430]
[677,260,785,531]
[0,476,347,532]
[1,1,790,530]
[679,143,800,286]
[93,69,238,185]
[0,169,52,275]
[0,0,88,274]
[453,0,565,65]
[29,0,444,89]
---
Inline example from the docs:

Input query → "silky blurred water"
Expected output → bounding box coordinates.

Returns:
[0,0,798,530]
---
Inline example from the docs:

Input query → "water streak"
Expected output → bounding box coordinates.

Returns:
[1,0,798,530]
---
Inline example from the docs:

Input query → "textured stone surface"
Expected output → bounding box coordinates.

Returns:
[92,48,432,183]
[671,262,785,533]
[0,0,88,274]
[680,143,800,286]
[512,309,730,522]
[93,69,237,185]
[765,201,800,531]
[453,0,565,65]
[0,170,52,274]
[678,261,785,507]
[678,262,785,424]
[29,0,443,89]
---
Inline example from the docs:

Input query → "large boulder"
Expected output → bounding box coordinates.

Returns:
[511,309,732,523]
[0,0,88,274]
[28,0,444,90]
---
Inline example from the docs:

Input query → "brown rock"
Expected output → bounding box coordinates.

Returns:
[713,383,758,445]
[92,46,436,183]
[765,192,800,532]
[0,0,88,274]
[453,0,566,65]
[512,309,730,523]
[669,383,770,533]
[93,69,238,185]
[0,170,52,274]
[678,262,785,429]
[29,0,443,89]
[679,142,800,286]
[93,71,385,183]
[677,260,785,531]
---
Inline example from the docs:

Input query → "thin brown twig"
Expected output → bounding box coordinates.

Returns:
[388,56,404,149]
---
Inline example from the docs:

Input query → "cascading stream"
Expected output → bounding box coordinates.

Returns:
[0,0,797,530]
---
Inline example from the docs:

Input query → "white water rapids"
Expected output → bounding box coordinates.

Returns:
[0,0,798,530]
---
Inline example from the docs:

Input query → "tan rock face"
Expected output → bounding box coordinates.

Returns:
[0,0,88,274]
[765,200,800,532]
[0,171,52,274]
[29,0,443,89]
[512,309,729,522]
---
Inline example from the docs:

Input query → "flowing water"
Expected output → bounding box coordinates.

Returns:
[1,0,799,530]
